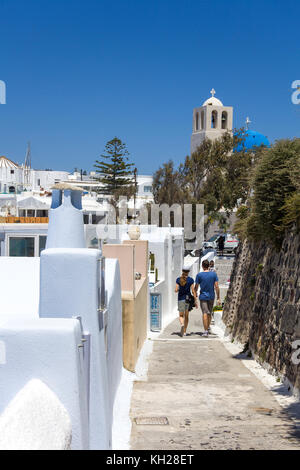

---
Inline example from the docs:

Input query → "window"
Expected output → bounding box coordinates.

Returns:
[39,236,47,255]
[144,185,152,193]
[195,112,199,131]
[9,237,35,257]
[36,210,48,217]
[211,111,218,129]
[201,110,205,129]
[10,170,14,175]
[222,111,228,129]
[7,235,47,257]
[37,179,41,186]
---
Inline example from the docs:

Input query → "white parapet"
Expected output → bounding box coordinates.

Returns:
[0,317,89,450]
[0,379,72,450]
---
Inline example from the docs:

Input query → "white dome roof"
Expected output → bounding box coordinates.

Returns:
[0,156,19,169]
[202,96,223,107]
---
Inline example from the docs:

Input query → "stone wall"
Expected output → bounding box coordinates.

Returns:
[223,229,300,391]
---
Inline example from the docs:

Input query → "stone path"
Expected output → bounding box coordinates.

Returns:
[130,308,300,450]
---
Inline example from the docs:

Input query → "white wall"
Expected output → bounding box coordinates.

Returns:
[104,258,123,417]
[33,170,70,191]
[0,257,40,317]
[0,187,124,450]
[39,248,122,449]
[0,316,89,449]
[0,252,123,450]
[183,255,200,280]
[148,231,184,331]
[0,379,72,450]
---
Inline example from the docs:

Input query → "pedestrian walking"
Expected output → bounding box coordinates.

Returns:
[194,259,221,337]
[175,267,197,337]
[209,260,217,324]
[209,260,216,272]
[217,235,225,257]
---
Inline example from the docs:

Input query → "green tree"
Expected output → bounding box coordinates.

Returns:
[181,131,252,230]
[152,160,185,205]
[94,137,135,195]
[152,130,266,234]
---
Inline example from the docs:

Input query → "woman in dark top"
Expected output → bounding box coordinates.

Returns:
[175,267,197,337]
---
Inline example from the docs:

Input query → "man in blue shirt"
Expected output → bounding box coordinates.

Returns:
[194,259,220,337]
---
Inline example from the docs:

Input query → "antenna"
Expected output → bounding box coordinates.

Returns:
[24,142,32,187]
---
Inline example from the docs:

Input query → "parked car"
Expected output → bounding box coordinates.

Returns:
[202,233,239,254]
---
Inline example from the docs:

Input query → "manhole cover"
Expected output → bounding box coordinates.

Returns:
[252,407,273,415]
[135,417,169,425]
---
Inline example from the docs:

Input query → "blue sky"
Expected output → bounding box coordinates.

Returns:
[0,0,299,174]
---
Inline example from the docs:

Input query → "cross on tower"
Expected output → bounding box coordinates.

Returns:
[210,88,216,97]
[245,116,251,130]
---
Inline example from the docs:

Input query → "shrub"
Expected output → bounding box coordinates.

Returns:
[235,139,300,247]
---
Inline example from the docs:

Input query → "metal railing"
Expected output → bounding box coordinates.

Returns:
[0,216,49,223]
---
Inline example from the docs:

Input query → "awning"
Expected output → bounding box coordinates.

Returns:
[17,197,50,210]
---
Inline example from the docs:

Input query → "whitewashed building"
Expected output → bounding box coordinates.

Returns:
[0,155,69,194]
[0,185,123,450]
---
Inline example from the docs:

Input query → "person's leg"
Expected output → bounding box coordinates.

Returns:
[203,313,210,331]
[200,301,210,335]
[184,308,189,333]
[207,300,214,330]
[211,298,215,323]
[179,312,185,336]
[178,300,185,336]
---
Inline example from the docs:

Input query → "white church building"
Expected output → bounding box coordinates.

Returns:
[191,89,233,154]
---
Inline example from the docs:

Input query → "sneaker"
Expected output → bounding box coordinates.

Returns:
[183,332,187,336]
[180,325,184,337]
[202,331,209,338]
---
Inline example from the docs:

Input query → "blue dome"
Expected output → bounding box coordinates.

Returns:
[234,130,270,152]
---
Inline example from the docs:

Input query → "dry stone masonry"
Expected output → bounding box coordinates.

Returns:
[223,228,300,392]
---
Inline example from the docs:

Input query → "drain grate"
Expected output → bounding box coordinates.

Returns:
[135,417,169,425]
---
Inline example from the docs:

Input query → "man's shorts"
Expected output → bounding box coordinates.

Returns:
[178,300,189,312]
[200,300,214,315]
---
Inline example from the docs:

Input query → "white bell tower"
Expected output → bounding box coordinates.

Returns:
[191,89,233,154]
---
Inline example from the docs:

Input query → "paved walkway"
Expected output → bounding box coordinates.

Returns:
[130,308,300,450]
